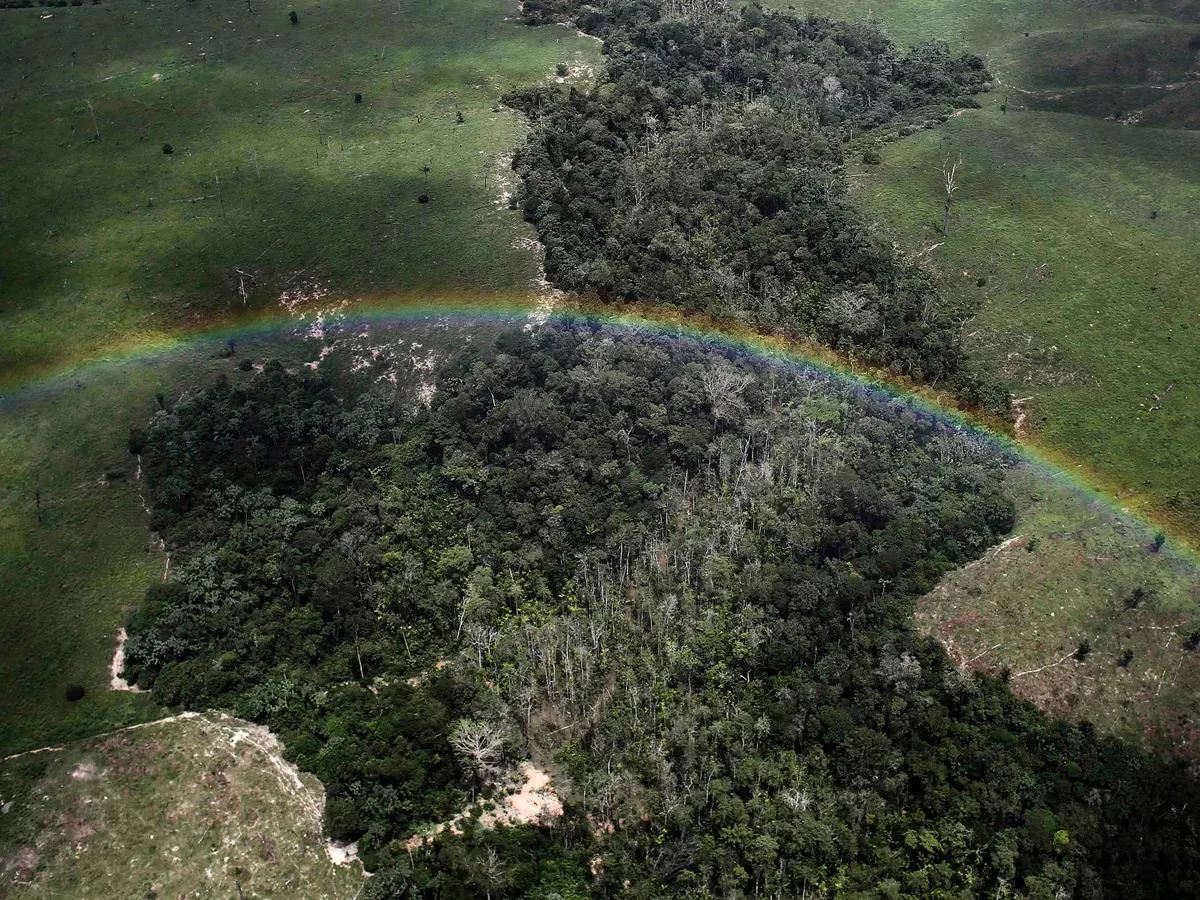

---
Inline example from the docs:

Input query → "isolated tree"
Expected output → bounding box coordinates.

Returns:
[940,154,962,236]
[448,718,506,781]
[83,98,100,140]
[289,10,298,25]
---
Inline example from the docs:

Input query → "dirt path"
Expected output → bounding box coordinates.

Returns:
[108,627,143,692]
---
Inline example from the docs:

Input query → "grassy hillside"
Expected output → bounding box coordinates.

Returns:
[0,0,597,386]
[918,467,1200,760]
[0,712,362,897]
[782,0,1200,537]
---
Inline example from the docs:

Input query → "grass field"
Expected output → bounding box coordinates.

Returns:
[782,0,1200,537]
[0,0,596,387]
[0,712,362,897]
[918,466,1200,760]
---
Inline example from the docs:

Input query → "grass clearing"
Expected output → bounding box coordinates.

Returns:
[918,466,1200,761]
[0,711,362,897]
[0,0,598,386]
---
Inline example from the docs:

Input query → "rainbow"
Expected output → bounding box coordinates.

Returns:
[3,290,1196,561]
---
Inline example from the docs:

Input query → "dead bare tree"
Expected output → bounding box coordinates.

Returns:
[83,99,100,140]
[448,718,507,780]
[940,154,962,236]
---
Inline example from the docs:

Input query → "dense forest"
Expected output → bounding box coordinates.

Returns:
[123,325,1200,898]
[116,2,1200,896]
[506,0,1006,412]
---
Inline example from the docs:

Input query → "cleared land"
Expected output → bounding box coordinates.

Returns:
[918,467,1200,761]
[0,711,363,897]
[0,0,597,387]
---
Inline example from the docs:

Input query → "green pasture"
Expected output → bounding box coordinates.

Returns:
[0,0,597,386]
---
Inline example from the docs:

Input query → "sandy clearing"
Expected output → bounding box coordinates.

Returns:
[404,761,563,852]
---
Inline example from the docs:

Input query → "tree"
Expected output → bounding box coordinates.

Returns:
[448,718,506,781]
[83,98,100,140]
[289,9,298,25]
[940,154,962,236]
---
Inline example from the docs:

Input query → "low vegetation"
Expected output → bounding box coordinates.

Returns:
[0,0,598,386]
[0,711,361,898]
[918,466,1200,761]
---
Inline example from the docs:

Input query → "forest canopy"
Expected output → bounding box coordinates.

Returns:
[117,1,1200,897]
[506,0,1004,412]
[124,326,1200,898]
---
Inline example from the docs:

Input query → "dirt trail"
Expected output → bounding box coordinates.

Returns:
[108,627,143,692]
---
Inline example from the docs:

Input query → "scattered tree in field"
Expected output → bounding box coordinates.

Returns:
[83,98,100,140]
[1075,639,1093,662]
[1118,649,1135,668]
[162,143,174,155]
[941,154,962,236]
[354,92,363,104]
[289,9,298,25]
